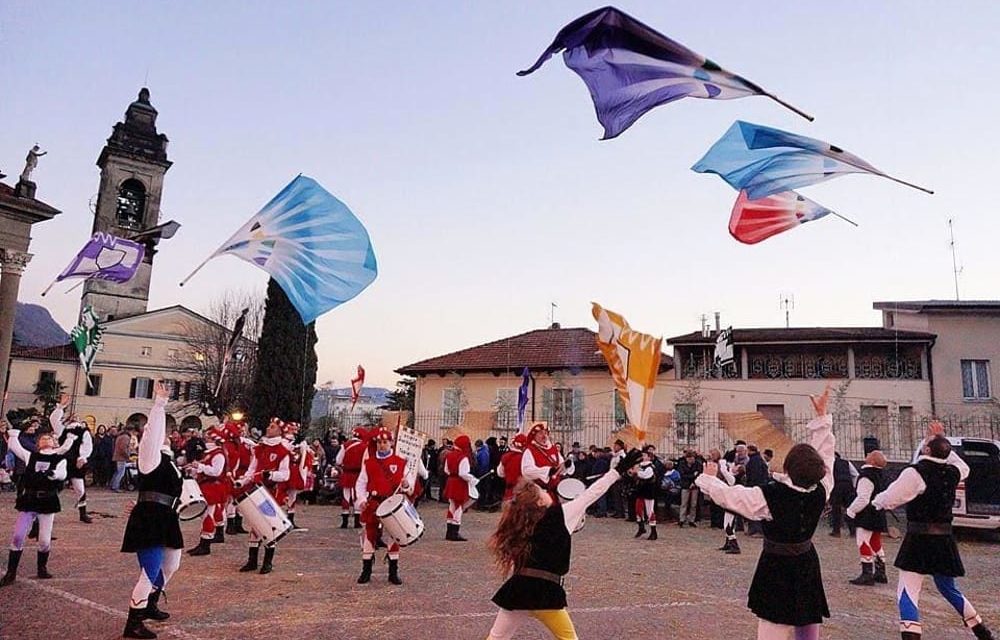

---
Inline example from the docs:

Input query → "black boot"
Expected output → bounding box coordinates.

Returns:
[973,623,996,640]
[36,551,52,579]
[288,512,307,532]
[123,607,157,639]
[874,557,888,584]
[225,518,238,535]
[388,558,402,585]
[259,546,274,574]
[901,633,920,640]
[234,515,249,534]
[340,513,350,529]
[79,504,93,524]
[212,526,225,544]
[647,525,658,541]
[144,589,170,621]
[354,514,362,529]
[357,557,373,584]
[28,519,39,540]
[0,549,22,587]
[634,521,646,538]
[187,538,211,556]
[375,534,387,549]
[239,546,259,572]
[718,539,733,551]
[725,538,742,555]
[849,562,876,586]
[445,523,467,542]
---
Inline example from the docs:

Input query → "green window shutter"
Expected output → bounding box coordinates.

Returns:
[542,387,553,422]
[572,387,584,427]
[129,378,137,399]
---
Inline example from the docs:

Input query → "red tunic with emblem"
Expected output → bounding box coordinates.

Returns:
[339,439,367,489]
[248,438,291,504]
[358,452,406,521]
[523,442,565,491]
[196,446,231,505]
[498,450,524,500]
[287,441,315,491]
[442,448,473,504]
[224,437,254,478]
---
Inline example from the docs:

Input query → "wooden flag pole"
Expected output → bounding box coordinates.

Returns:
[40,279,60,297]
[179,253,216,287]
[830,211,859,227]
[883,174,935,195]
[763,92,815,123]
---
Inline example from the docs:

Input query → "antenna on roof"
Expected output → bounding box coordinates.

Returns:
[549,302,558,329]
[779,293,795,328]
[948,218,962,301]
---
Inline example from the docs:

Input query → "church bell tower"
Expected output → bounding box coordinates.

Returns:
[81,88,171,322]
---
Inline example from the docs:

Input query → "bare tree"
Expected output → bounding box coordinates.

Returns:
[172,290,264,419]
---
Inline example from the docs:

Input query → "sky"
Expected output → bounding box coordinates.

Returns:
[2,2,999,389]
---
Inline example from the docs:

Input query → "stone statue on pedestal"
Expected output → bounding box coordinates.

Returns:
[20,145,47,182]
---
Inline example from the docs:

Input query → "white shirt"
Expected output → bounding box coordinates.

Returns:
[846,466,878,519]
[872,451,969,512]
[521,443,574,485]
[695,414,835,522]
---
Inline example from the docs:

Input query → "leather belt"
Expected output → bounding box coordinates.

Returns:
[515,568,565,586]
[907,521,953,535]
[138,491,178,509]
[762,539,814,556]
[25,489,57,499]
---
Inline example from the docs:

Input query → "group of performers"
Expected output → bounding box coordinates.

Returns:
[1,385,996,640]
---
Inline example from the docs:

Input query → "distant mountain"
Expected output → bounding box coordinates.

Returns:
[311,386,391,419]
[13,302,70,348]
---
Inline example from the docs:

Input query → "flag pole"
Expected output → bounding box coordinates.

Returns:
[40,279,59,297]
[763,92,814,123]
[64,278,89,294]
[882,174,934,195]
[830,211,859,227]
[179,253,216,287]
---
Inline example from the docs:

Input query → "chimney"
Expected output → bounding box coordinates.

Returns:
[550,322,561,330]
[700,315,710,338]
[714,311,721,333]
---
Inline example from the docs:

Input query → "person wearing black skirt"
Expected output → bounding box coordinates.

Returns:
[872,423,994,640]
[120,382,184,639]
[486,447,642,639]
[697,387,835,640]
[845,450,889,586]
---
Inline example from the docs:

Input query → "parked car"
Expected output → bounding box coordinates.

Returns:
[911,437,1000,532]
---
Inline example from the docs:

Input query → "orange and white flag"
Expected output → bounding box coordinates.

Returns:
[592,303,662,440]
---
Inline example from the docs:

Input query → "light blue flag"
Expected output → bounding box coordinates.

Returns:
[692,121,932,199]
[184,175,377,324]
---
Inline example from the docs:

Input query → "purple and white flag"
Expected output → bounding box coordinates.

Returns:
[56,232,145,284]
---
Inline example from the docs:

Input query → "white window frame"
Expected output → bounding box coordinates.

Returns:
[441,388,463,426]
[140,346,152,358]
[550,387,574,429]
[961,359,991,400]
[166,348,179,360]
[495,388,518,428]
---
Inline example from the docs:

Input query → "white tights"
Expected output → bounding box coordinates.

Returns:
[757,619,820,640]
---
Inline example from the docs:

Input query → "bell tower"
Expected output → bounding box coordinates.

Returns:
[81,87,172,322]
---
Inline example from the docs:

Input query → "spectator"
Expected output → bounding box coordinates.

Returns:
[484,436,503,510]
[92,425,114,486]
[743,444,770,537]
[497,436,509,456]
[111,426,132,491]
[436,439,452,502]
[763,448,774,468]
[421,439,438,502]
[677,449,703,527]
[586,449,611,517]
[182,427,206,467]
[608,439,627,518]
[474,439,489,476]
[829,452,858,537]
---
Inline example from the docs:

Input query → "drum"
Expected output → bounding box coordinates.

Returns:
[177,479,207,521]
[375,494,424,547]
[236,484,293,546]
[556,478,587,533]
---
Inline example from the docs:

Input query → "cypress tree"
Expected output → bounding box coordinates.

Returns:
[248,278,318,429]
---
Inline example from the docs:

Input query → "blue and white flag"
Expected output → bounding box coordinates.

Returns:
[518,6,811,139]
[517,367,530,431]
[182,175,378,324]
[692,121,933,199]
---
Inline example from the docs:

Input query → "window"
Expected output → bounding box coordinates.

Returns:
[495,388,517,429]
[675,403,697,442]
[38,370,56,385]
[166,348,179,360]
[550,388,574,428]
[614,390,627,427]
[140,346,152,358]
[860,405,889,443]
[116,179,146,230]
[163,379,180,401]
[85,375,102,397]
[130,377,154,399]
[188,382,203,402]
[756,404,786,430]
[442,388,464,426]
[961,360,991,400]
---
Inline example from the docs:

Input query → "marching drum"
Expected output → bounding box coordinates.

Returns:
[236,484,293,546]
[556,478,587,532]
[375,494,425,547]
[177,478,208,521]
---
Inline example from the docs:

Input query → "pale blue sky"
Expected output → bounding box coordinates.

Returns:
[2,2,999,388]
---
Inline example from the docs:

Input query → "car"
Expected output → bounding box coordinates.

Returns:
[911,436,1000,532]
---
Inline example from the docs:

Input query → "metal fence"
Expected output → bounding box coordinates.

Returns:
[404,410,1000,462]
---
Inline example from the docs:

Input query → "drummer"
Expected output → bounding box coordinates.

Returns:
[234,418,290,575]
[222,418,253,535]
[521,423,574,496]
[335,427,370,529]
[186,426,231,557]
[355,428,410,586]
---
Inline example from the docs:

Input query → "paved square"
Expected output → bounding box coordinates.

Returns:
[1,490,997,639]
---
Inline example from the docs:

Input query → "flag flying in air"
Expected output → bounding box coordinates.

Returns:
[729,189,833,244]
[214,307,250,397]
[714,326,735,370]
[517,367,531,431]
[44,233,145,295]
[592,303,662,439]
[181,175,378,324]
[71,306,103,388]
[693,121,933,199]
[518,6,812,140]
[351,365,365,410]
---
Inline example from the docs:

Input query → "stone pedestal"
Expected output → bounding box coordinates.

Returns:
[0,249,32,403]
[14,179,36,199]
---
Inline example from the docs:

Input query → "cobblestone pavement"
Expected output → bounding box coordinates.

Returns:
[1,490,998,639]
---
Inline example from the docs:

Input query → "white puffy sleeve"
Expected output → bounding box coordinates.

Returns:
[695,473,772,521]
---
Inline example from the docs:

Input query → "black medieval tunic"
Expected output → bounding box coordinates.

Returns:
[16,450,66,514]
[121,452,184,552]
[492,503,571,610]
[59,425,89,480]
[747,481,830,627]
[895,460,964,577]
[853,466,888,533]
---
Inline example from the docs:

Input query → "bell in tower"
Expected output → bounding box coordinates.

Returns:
[81,88,172,322]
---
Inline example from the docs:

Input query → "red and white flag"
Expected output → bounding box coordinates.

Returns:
[350,365,365,410]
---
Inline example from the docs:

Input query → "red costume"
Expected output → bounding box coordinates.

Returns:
[497,433,528,501]
[443,435,476,541]
[336,428,370,527]
[356,428,409,585]
[246,437,291,504]
[520,422,573,494]
[188,427,232,555]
